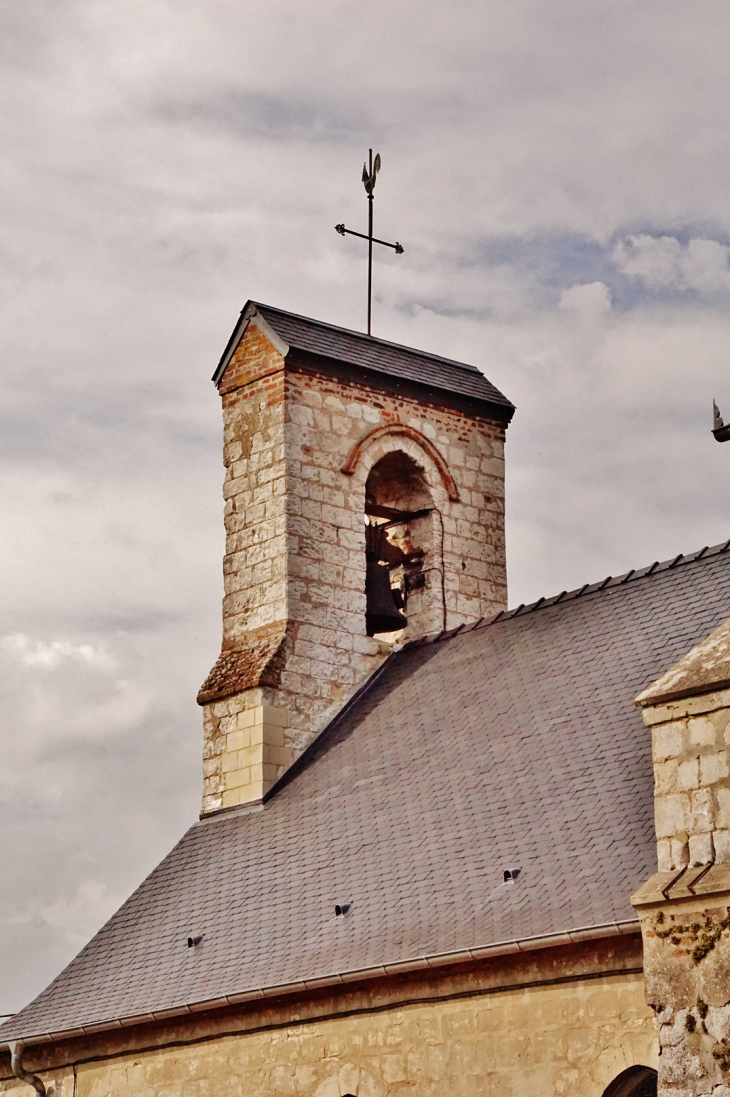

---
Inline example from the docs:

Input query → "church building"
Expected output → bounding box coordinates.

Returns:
[3,301,730,1097]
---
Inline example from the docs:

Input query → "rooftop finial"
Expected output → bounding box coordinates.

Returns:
[335,149,403,336]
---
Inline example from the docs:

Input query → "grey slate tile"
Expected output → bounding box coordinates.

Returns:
[221,302,514,416]
[4,546,730,1041]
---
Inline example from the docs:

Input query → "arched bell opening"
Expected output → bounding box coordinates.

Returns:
[364,451,439,639]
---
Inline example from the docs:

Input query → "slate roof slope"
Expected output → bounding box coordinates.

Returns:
[4,543,730,1044]
[214,301,515,418]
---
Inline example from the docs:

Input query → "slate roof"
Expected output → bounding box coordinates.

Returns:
[214,301,515,418]
[4,540,730,1044]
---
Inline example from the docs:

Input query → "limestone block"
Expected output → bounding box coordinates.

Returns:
[656,794,690,838]
[658,839,673,871]
[701,752,730,785]
[716,788,730,829]
[266,744,294,768]
[678,758,700,790]
[690,787,715,832]
[670,836,689,868]
[258,705,290,728]
[655,760,678,795]
[236,743,265,770]
[653,721,686,762]
[221,750,241,774]
[689,831,714,864]
[714,829,730,863]
[221,786,243,808]
[224,767,251,791]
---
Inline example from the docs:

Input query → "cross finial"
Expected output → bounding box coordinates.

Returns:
[335,149,403,336]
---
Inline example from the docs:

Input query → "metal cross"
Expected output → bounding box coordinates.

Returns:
[335,149,404,336]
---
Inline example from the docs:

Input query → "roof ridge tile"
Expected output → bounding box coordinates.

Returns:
[406,535,730,649]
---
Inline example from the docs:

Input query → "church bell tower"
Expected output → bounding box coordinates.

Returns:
[198,302,514,814]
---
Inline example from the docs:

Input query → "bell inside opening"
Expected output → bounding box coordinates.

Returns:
[364,452,433,638]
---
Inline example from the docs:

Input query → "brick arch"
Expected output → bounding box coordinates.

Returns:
[341,424,460,502]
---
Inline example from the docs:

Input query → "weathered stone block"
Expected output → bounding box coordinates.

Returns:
[656,794,690,837]
[678,758,700,790]
[670,835,689,868]
[690,787,715,832]
[701,751,730,785]
[715,830,730,863]
[689,831,714,863]
[653,721,686,762]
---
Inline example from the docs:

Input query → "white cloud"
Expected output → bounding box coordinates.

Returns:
[684,239,730,294]
[612,233,730,294]
[612,234,683,288]
[1,633,115,670]
[559,280,612,317]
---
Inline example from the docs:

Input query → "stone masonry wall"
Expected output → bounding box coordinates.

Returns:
[218,325,288,642]
[635,882,730,1097]
[199,323,508,813]
[640,688,730,872]
[0,940,656,1097]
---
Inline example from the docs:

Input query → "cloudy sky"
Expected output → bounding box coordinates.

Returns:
[3,0,730,1014]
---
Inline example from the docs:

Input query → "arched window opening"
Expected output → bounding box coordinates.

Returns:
[601,1066,657,1097]
[364,451,438,638]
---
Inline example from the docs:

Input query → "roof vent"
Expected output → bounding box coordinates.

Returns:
[503,868,521,883]
[187,935,203,948]
[335,903,352,916]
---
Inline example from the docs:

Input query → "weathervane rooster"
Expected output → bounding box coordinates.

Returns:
[362,153,381,196]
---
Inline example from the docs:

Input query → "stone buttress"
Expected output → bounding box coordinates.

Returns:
[633,618,730,1096]
[197,302,514,813]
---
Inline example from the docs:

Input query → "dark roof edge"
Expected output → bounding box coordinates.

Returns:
[402,537,730,652]
[253,301,504,378]
[287,347,514,424]
[635,676,730,709]
[0,918,638,1050]
[212,301,515,418]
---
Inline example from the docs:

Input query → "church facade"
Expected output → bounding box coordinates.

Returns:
[3,303,730,1097]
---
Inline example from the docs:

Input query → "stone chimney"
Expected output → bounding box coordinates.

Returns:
[632,618,730,1095]
[197,302,514,814]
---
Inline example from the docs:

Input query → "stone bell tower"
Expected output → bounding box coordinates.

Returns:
[197,301,514,814]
